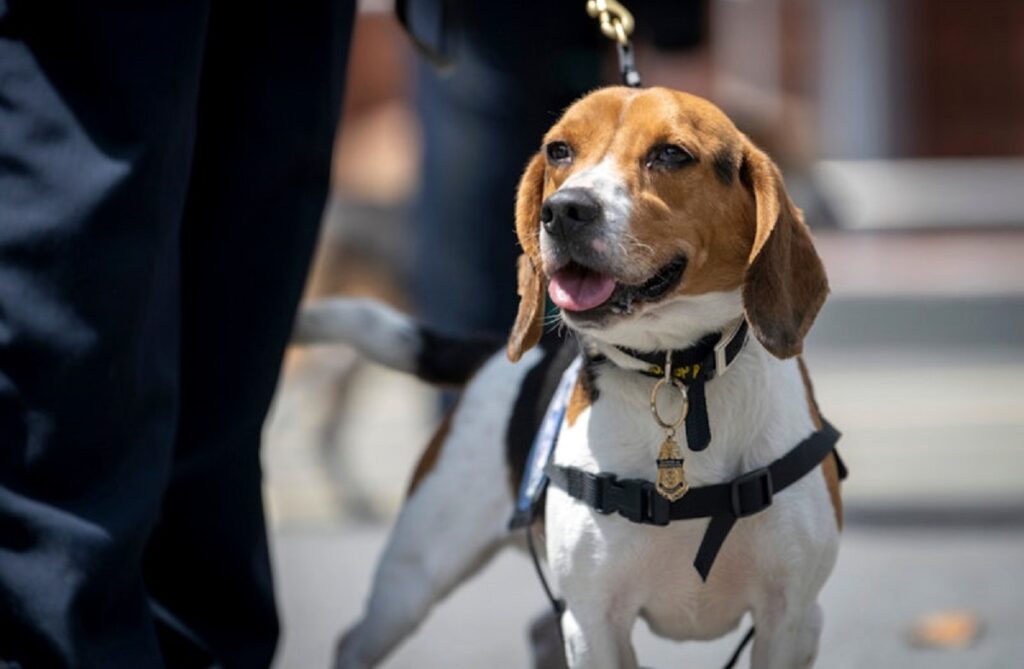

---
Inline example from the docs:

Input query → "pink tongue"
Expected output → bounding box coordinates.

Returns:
[548,266,617,312]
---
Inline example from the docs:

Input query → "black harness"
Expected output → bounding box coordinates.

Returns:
[542,322,846,581]
[516,325,843,577]
[546,420,844,581]
[512,325,847,667]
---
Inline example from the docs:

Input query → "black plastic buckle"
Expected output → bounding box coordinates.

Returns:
[592,473,618,515]
[607,477,646,523]
[641,483,671,526]
[596,476,671,526]
[730,467,774,518]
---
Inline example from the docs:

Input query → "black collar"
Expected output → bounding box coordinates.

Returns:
[608,319,749,383]
[588,320,750,452]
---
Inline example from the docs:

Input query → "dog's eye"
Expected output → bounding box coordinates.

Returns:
[646,144,695,170]
[546,141,573,165]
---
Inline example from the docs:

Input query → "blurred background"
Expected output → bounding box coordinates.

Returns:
[262,0,1024,666]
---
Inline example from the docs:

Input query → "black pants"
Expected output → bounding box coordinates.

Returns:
[0,2,354,667]
[409,1,602,337]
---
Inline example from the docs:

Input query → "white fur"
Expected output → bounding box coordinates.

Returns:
[295,298,420,373]
[560,158,632,236]
[540,158,638,279]
[335,348,543,669]
[575,289,746,353]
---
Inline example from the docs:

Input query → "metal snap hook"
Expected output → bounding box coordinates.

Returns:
[585,0,636,46]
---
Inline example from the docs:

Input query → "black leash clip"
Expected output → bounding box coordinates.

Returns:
[617,41,642,88]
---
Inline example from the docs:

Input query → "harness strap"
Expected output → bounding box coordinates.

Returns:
[686,380,711,452]
[547,420,843,580]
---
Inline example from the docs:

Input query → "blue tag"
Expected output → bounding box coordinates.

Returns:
[509,356,583,528]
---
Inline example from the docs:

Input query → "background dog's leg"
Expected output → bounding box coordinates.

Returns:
[333,476,511,669]
[333,460,512,668]
[749,601,823,669]
[333,354,538,669]
[561,607,638,669]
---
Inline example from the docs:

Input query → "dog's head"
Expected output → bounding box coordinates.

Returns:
[507,86,828,361]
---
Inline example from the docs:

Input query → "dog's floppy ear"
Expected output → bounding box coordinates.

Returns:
[740,141,828,359]
[508,254,545,362]
[508,153,547,362]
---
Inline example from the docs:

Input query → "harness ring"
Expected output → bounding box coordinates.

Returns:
[650,376,688,430]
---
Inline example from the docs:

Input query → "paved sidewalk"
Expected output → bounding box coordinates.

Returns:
[272,524,1024,669]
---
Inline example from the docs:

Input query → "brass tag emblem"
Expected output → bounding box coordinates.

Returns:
[650,355,691,502]
[656,435,690,501]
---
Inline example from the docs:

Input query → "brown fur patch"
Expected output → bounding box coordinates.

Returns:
[798,357,842,530]
[610,89,753,297]
[508,252,546,362]
[406,411,454,497]
[566,376,591,426]
[712,148,736,185]
[740,146,829,358]
[822,452,844,531]
[508,153,549,362]
[796,356,823,431]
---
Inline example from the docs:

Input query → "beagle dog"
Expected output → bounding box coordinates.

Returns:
[300,86,842,669]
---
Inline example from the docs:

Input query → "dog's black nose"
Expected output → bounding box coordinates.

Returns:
[541,188,602,240]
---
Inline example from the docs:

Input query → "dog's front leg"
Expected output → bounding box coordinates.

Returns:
[547,485,641,668]
[749,601,823,669]
[560,606,638,669]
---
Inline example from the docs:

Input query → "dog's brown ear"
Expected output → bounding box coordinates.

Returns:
[508,254,546,362]
[508,153,547,362]
[740,141,828,359]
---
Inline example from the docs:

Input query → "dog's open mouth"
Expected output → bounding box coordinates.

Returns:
[548,255,688,316]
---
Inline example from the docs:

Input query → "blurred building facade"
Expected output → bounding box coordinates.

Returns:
[715,0,1024,159]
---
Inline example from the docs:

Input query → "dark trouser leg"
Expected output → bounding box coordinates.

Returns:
[411,2,601,337]
[0,3,208,667]
[140,2,355,668]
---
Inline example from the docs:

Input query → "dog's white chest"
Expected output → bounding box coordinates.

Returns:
[544,347,840,646]
[547,486,761,639]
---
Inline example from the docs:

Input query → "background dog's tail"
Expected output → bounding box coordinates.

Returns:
[294,298,502,386]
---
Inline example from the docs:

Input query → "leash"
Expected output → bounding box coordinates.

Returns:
[586,0,642,87]
[397,0,643,86]
[723,627,756,669]
[526,521,565,619]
